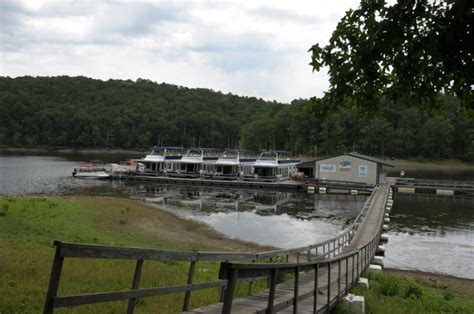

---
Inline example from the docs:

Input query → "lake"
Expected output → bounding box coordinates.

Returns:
[1,154,473,278]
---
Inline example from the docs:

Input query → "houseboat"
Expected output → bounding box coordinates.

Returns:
[172,148,222,177]
[143,146,185,174]
[215,149,257,178]
[252,150,300,180]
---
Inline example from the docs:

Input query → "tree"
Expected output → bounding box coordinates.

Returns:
[309,0,473,110]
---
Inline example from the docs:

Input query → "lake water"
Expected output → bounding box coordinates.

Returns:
[1,154,473,278]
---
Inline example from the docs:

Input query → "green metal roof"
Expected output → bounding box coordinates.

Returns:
[346,152,395,167]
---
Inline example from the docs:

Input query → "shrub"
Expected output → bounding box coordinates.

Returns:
[443,289,455,301]
[377,275,400,297]
[404,282,423,299]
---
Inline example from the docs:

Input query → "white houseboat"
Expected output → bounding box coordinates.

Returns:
[215,149,257,177]
[143,146,185,174]
[172,148,222,177]
[252,150,300,180]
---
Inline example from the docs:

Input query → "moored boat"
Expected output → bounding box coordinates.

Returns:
[72,163,110,179]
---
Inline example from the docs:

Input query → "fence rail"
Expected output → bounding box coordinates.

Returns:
[395,178,474,190]
[43,187,381,313]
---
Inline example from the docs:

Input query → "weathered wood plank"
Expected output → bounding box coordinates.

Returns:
[54,280,227,307]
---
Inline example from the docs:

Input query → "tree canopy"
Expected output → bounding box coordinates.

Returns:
[1,76,473,160]
[309,0,473,110]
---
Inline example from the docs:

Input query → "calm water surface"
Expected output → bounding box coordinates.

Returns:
[385,194,474,279]
[1,154,473,278]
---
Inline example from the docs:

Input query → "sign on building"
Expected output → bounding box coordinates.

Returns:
[359,165,368,177]
[320,164,336,172]
[339,160,352,171]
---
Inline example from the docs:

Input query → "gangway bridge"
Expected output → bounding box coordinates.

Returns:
[43,183,392,313]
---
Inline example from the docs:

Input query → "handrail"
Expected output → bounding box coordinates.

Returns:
[43,187,382,313]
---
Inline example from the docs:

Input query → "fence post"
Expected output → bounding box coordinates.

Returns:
[313,263,319,313]
[327,261,331,314]
[43,242,64,314]
[267,268,278,313]
[222,268,238,314]
[352,254,355,288]
[219,260,229,303]
[127,259,144,314]
[182,260,196,311]
[345,256,349,294]
[337,259,341,302]
[293,266,299,314]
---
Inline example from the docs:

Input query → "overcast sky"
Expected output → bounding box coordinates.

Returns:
[0,0,360,103]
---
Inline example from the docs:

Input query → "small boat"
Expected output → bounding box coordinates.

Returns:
[109,160,141,174]
[72,163,110,179]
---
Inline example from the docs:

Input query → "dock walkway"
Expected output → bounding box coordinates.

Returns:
[187,183,390,313]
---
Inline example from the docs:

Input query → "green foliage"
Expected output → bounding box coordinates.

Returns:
[404,282,423,300]
[344,271,474,314]
[240,97,474,160]
[443,288,455,301]
[376,274,400,296]
[1,76,473,161]
[309,0,473,110]
[0,76,282,150]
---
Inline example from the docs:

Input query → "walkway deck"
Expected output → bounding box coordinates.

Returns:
[187,183,391,313]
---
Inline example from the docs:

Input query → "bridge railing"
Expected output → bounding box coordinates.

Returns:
[43,188,380,313]
[219,235,381,313]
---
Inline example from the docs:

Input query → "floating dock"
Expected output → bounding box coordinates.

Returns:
[108,174,374,195]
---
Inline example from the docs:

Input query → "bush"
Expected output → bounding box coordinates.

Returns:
[443,289,455,301]
[404,282,423,299]
[376,275,400,297]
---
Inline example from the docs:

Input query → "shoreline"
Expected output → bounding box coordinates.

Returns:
[385,268,473,285]
[0,147,146,155]
[2,147,474,168]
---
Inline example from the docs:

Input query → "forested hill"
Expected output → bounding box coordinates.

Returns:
[0,76,283,149]
[0,76,473,161]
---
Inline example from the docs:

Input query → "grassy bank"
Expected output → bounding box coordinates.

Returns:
[337,269,474,313]
[0,196,272,313]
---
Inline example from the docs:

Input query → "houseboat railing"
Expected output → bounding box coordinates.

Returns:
[43,188,380,313]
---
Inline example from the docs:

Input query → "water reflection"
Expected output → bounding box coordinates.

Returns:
[125,184,367,248]
[385,193,474,279]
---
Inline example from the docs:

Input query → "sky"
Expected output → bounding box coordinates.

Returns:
[0,0,361,103]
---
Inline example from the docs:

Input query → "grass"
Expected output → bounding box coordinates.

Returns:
[337,270,474,314]
[0,196,271,313]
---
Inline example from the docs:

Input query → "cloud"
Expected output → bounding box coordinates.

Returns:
[0,0,360,102]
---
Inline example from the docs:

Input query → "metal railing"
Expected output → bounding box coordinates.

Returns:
[43,188,381,313]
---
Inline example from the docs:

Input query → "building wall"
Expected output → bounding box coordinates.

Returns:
[315,155,378,185]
